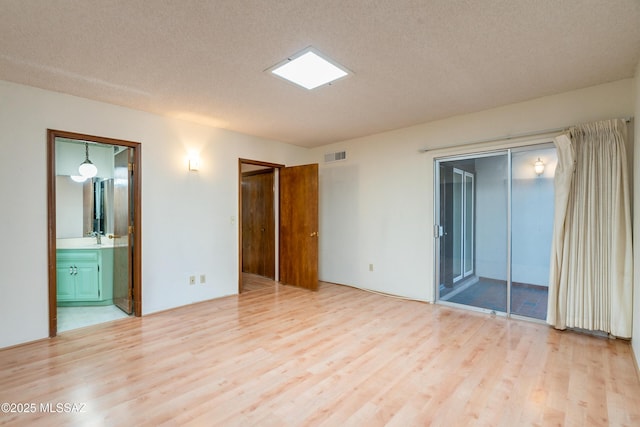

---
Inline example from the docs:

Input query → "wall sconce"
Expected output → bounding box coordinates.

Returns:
[188,157,200,171]
[534,158,545,176]
[78,142,98,178]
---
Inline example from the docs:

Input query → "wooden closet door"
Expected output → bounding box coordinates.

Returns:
[279,164,318,291]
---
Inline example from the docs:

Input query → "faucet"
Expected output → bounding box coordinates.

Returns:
[87,231,102,245]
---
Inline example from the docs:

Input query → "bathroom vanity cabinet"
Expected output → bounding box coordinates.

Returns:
[56,248,113,305]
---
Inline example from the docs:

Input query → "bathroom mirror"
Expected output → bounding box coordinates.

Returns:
[55,138,124,239]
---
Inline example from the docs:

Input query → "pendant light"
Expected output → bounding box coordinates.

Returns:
[78,142,98,178]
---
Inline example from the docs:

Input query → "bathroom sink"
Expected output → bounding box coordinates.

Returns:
[56,237,114,249]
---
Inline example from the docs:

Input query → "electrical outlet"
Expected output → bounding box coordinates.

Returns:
[189,275,196,285]
[200,274,206,284]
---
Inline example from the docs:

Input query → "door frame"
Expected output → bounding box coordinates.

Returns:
[47,129,142,337]
[238,158,284,292]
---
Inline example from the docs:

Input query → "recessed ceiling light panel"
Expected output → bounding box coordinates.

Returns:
[268,47,350,90]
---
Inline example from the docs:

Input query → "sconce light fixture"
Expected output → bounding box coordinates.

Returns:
[78,142,98,178]
[534,158,545,176]
[189,156,200,171]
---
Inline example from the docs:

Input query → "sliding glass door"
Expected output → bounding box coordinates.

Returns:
[435,145,556,320]
[437,152,509,313]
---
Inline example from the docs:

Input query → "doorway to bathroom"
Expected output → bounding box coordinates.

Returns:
[47,130,142,336]
[435,144,556,320]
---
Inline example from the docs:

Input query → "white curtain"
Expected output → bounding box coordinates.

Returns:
[547,118,632,338]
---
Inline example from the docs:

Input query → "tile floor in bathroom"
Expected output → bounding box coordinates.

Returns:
[57,305,131,332]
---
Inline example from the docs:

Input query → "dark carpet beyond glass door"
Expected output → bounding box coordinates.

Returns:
[446,279,548,320]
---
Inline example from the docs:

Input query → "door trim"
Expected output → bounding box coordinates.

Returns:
[238,158,284,293]
[47,129,142,337]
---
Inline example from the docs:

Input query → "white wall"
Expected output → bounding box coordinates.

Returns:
[312,79,635,303]
[0,80,308,349]
[633,62,640,373]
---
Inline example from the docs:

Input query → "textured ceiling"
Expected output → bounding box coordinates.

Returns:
[1,0,639,147]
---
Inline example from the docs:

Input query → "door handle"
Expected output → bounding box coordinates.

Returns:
[69,266,73,275]
[73,266,78,275]
[309,232,318,237]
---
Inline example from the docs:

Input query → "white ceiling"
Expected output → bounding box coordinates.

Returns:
[1,0,639,147]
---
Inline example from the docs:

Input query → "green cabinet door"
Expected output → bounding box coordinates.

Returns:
[56,264,76,301]
[56,249,102,302]
[74,261,100,300]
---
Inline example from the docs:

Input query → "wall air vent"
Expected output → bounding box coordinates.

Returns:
[324,151,347,163]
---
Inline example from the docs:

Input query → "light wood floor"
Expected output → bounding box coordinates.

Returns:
[241,272,276,292]
[1,279,639,426]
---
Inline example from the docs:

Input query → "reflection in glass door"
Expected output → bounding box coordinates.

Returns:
[435,146,556,320]
[463,172,474,278]
[450,168,474,284]
[452,169,462,283]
